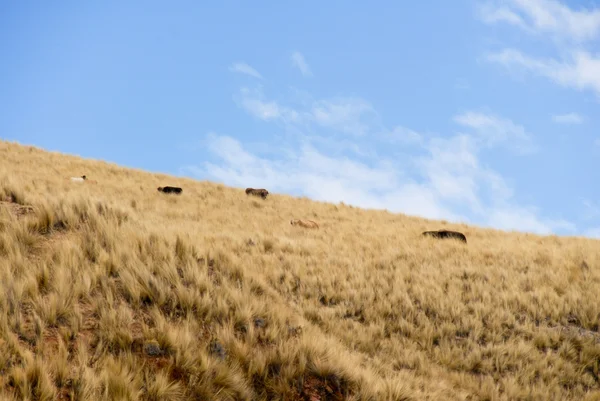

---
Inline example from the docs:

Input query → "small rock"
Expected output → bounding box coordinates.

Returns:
[247,239,256,246]
[144,340,161,357]
[209,340,226,360]
[235,321,248,334]
[288,325,303,337]
[254,317,266,328]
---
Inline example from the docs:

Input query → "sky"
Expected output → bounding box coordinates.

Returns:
[1,0,599,237]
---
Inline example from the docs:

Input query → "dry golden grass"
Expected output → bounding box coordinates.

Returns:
[1,139,600,401]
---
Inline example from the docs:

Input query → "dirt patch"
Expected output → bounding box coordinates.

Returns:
[291,374,351,401]
[26,230,75,263]
[0,200,34,218]
[56,388,71,401]
[142,354,171,372]
[549,324,600,343]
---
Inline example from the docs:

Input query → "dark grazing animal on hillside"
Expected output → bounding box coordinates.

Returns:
[422,229,467,243]
[245,188,269,200]
[157,186,183,195]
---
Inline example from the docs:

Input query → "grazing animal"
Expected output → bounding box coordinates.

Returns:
[422,229,467,243]
[290,219,319,229]
[245,188,269,200]
[157,186,183,195]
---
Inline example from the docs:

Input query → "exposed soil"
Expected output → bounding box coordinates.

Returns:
[0,200,35,217]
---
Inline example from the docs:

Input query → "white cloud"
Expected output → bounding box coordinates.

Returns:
[242,98,281,120]
[291,51,313,77]
[229,62,263,79]
[552,113,584,124]
[479,1,600,98]
[234,86,385,138]
[487,206,576,235]
[485,48,600,96]
[205,133,256,167]
[453,111,536,153]
[477,3,530,33]
[417,135,482,214]
[478,0,600,43]
[310,97,380,136]
[477,1,600,152]
[385,126,423,145]
[552,112,584,124]
[234,87,300,123]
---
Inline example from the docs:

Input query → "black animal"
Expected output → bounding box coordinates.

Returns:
[422,229,467,243]
[157,186,182,195]
[245,187,269,200]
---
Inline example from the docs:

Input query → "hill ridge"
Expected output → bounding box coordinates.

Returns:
[1,140,599,401]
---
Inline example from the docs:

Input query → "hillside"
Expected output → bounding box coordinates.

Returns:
[1,139,599,401]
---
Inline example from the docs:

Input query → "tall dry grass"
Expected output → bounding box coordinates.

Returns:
[1,139,599,401]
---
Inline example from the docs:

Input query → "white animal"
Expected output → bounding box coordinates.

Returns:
[70,175,87,182]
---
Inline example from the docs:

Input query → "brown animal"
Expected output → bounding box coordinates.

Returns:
[422,229,467,243]
[245,187,269,200]
[158,186,183,195]
[290,219,319,229]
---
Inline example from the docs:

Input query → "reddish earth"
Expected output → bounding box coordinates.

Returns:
[0,200,34,217]
[291,374,350,401]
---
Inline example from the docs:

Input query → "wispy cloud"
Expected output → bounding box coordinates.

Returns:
[487,206,576,234]
[385,126,423,145]
[479,1,600,97]
[485,49,600,97]
[477,3,529,30]
[453,111,537,153]
[310,97,379,136]
[552,112,584,124]
[291,51,313,77]
[229,62,263,79]
[478,0,600,43]
[234,86,384,139]
[233,87,300,123]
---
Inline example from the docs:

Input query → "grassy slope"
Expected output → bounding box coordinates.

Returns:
[0,139,599,401]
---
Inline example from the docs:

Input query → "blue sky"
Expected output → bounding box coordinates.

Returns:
[1,0,599,237]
